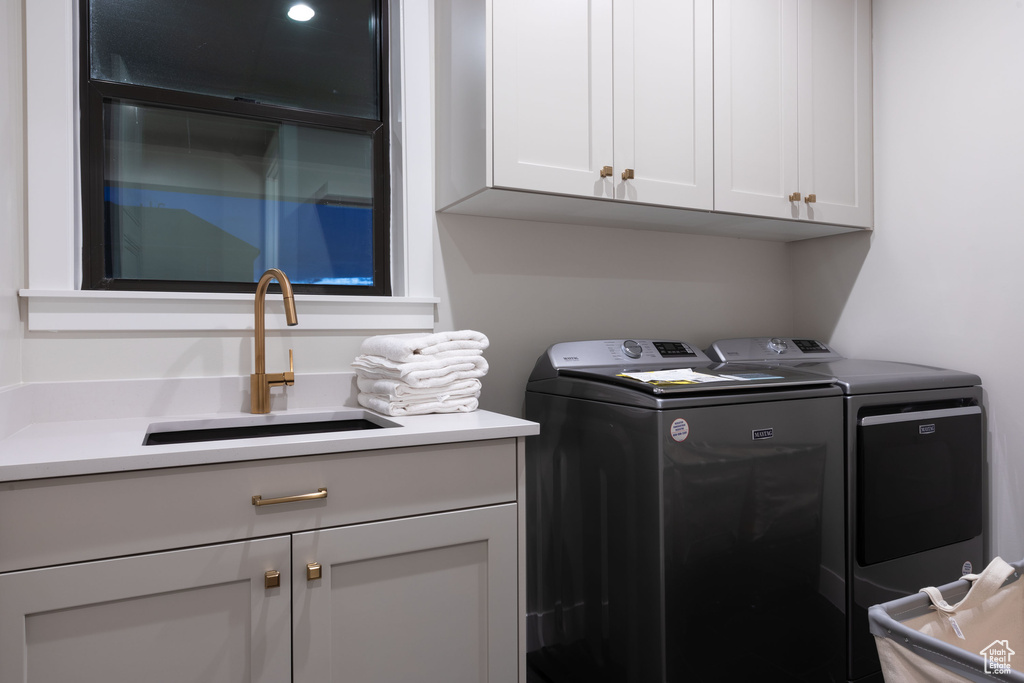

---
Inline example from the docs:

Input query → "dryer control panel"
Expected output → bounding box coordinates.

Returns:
[707,337,845,363]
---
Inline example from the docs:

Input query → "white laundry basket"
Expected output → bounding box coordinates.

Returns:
[869,556,1024,682]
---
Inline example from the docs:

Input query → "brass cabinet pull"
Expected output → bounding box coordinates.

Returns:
[621,168,635,180]
[600,165,613,178]
[252,488,328,507]
[788,192,801,202]
[804,194,817,204]
[264,570,281,589]
[306,562,322,581]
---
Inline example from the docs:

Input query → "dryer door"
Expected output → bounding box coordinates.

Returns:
[857,405,983,566]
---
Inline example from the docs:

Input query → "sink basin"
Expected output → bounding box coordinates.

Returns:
[144,411,399,446]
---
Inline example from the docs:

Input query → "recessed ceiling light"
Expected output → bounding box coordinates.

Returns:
[288,4,315,21]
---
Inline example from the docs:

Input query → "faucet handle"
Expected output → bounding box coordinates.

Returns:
[265,349,295,389]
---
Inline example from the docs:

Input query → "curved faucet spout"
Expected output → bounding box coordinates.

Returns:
[252,268,298,413]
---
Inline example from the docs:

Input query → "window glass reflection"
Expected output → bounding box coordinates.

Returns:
[90,0,380,119]
[104,101,375,286]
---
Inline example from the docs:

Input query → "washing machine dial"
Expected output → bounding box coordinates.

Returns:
[622,340,643,359]
[768,338,789,354]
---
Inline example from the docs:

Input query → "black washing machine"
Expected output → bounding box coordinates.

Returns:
[525,340,846,682]
[706,337,985,682]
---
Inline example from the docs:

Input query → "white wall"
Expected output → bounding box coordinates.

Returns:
[0,0,24,389]
[14,215,796,418]
[435,213,796,417]
[792,0,1024,560]
[6,0,797,413]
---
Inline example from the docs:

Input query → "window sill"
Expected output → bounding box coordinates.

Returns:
[19,290,438,332]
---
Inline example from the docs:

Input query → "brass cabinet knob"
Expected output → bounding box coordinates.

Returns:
[306,562,322,581]
[805,194,817,204]
[600,165,613,178]
[264,570,281,589]
[621,168,635,180]
[788,192,801,202]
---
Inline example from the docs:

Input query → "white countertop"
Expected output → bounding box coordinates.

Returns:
[0,374,538,482]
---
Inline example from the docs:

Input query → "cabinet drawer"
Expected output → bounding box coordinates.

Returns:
[0,438,517,573]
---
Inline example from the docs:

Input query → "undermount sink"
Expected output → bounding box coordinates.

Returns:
[144,411,399,446]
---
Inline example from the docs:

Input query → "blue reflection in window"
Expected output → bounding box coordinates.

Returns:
[105,185,374,285]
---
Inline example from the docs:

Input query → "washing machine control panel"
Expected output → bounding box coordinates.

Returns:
[652,341,697,357]
[544,339,708,371]
[621,340,644,358]
[706,337,844,362]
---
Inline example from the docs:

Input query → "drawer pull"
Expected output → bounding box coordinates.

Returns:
[252,488,328,507]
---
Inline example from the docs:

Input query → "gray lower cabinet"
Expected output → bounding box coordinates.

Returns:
[293,505,518,682]
[0,536,293,682]
[0,438,522,682]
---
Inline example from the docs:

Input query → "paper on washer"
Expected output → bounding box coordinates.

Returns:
[618,369,785,385]
[618,369,733,385]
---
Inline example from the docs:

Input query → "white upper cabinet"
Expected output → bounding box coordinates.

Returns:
[491,0,615,198]
[714,0,873,228]
[613,0,715,209]
[435,0,872,241]
[489,0,713,209]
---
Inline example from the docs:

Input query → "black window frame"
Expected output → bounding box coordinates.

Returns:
[79,0,392,297]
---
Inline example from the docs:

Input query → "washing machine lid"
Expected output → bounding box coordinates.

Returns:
[528,339,836,398]
[559,364,836,396]
[706,337,982,393]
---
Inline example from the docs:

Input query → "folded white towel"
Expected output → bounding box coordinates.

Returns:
[358,392,479,416]
[352,354,489,388]
[357,377,482,400]
[359,330,489,363]
[360,389,480,407]
[352,353,486,373]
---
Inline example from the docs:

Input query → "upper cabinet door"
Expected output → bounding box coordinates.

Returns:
[492,0,615,198]
[614,0,714,209]
[797,0,873,228]
[714,0,800,220]
[714,0,872,228]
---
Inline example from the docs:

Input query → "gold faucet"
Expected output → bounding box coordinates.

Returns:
[251,268,298,414]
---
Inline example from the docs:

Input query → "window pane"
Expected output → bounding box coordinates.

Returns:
[103,100,376,286]
[90,0,380,119]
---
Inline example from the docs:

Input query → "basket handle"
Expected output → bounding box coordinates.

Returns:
[920,556,1016,613]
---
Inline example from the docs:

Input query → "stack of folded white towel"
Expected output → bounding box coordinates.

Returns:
[352,330,489,416]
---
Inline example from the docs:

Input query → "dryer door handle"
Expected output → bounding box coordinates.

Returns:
[859,406,981,427]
